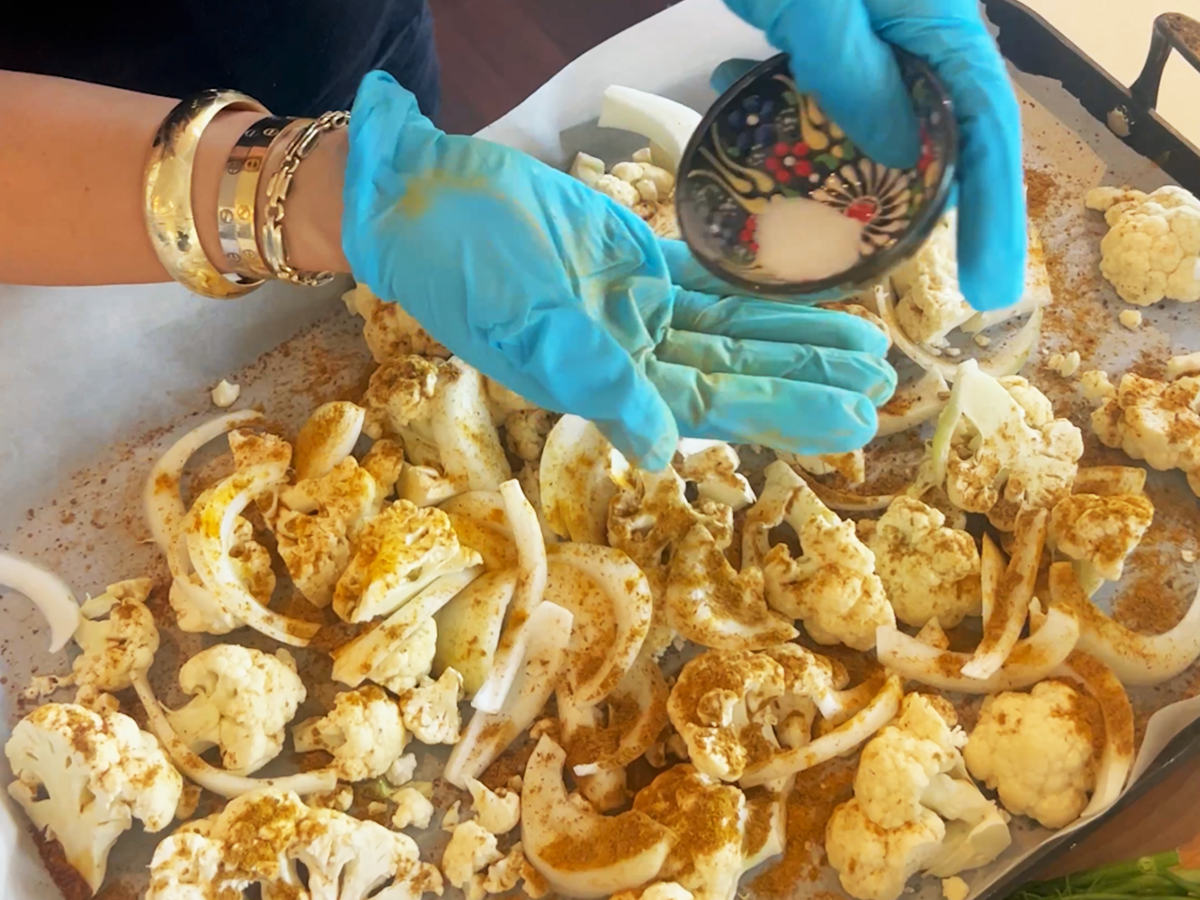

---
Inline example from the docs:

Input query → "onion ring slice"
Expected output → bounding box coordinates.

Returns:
[1050,561,1200,686]
[0,552,80,653]
[875,606,1079,693]
[186,463,320,646]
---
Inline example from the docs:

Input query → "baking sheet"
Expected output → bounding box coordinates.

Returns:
[3,0,1200,898]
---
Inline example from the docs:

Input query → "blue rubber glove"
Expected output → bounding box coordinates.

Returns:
[343,72,896,470]
[721,0,1025,313]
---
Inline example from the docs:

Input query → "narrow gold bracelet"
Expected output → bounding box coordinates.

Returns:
[144,90,269,299]
[261,109,351,287]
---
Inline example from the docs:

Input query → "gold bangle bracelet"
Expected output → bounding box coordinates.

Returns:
[144,90,270,299]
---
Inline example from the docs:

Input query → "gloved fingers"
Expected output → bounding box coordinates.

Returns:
[351,70,438,136]
[646,358,878,454]
[874,21,1026,313]
[486,304,679,471]
[669,285,891,356]
[711,58,762,93]
[724,0,920,169]
[656,330,896,405]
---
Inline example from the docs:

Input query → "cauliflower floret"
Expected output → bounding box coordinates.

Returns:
[890,212,974,346]
[1086,185,1200,305]
[613,883,695,900]
[72,577,159,694]
[632,765,750,900]
[293,686,409,782]
[675,441,756,511]
[826,798,946,900]
[339,616,439,694]
[780,449,868,485]
[594,173,641,207]
[392,787,436,830]
[938,366,1083,530]
[860,497,981,628]
[147,788,443,900]
[505,408,554,462]
[761,643,846,748]
[400,667,464,745]
[274,458,385,608]
[343,283,451,361]
[666,649,784,781]
[609,466,734,651]
[466,777,521,835]
[442,820,503,889]
[855,725,962,830]
[211,379,240,407]
[165,644,307,776]
[1050,493,1154,582]
[1089,372,1200,496]
[333,500,480,623]
[964,681,1098,828]
[757,462,894,651]
[569,151,606,188]
[388,752,418,786]
[6,703,183,894]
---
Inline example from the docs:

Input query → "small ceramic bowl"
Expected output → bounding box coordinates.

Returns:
[675,51,957,299]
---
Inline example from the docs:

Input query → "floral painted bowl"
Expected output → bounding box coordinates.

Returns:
[675,51,957,299]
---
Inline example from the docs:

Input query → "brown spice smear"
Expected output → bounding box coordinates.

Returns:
[750,759,855,898]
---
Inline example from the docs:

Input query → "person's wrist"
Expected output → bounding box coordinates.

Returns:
[261,125,351,275]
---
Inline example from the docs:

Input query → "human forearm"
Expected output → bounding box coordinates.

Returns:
[0,71,349,286]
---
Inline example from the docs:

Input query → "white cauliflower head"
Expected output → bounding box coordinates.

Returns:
[6,703,183,894]
[72,577,160,693]
[165,644,307,777]
[466,777,521,835]
[666,649,784,781]
[442,820,503,889]
[146,788,443,900]
[339,616,439,694]
[392,786,436,830]
[343,283,451,362]
[861,497,981,628]
[333,500,481,623]
[757,462,894,651]
[1085,185,1200,306]
[936,365,1083,530]
[1090,372,1200,496]
[1049,492,1155,583]
[890,211,973,346]
[964,680,1099,828]
[826,798,946,900]
[293,686,409,782]
[400,667,464,745]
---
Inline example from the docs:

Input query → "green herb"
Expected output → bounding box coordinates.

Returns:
[1011,852,1200,900]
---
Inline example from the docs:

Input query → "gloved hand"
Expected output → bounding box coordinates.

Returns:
[343,72,895,470]
[721,0,1025,314]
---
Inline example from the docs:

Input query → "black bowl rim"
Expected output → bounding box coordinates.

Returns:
[674,51,959,300]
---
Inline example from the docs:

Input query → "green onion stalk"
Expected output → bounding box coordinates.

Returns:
[1010,838,1200,900]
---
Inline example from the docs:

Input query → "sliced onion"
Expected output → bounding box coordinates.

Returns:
[547,543,652,705]
[0,552,80,653]
[1050,561,1200,686]
[444,601,573,789]
[144,410,263,553]
[132,673,336,799]
[293,402,364,481]
[961,511,1047,680]
[1053,651,1135,818]
[875,606,1079,693]
[186,463,320,647]
[876,370,950,437]
[879,282,1043,382]
[801,477,896,513]
[1072,466,1147,497]
[540,415,626,545]
[739,674,903,788]
[470,479,549,714]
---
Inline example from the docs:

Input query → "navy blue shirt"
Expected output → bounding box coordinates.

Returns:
[1,0,440,119]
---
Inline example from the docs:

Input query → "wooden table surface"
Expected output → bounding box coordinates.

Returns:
[429,0,1200,881]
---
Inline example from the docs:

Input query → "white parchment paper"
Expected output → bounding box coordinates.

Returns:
[2,1,1199,898]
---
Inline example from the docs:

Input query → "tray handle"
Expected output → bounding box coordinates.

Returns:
[1130,13,1200,110]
